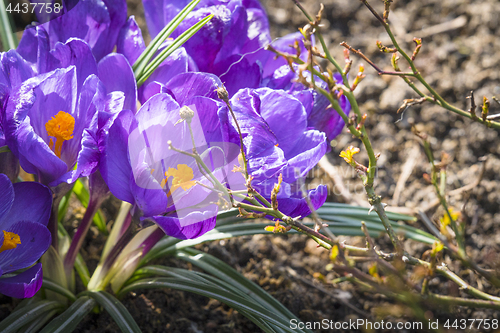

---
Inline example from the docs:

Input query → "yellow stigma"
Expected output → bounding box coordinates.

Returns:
[45,111,75,158]
[0,230,21,254]
[161,164,196,196]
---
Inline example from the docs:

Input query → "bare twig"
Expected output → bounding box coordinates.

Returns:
[340,41,415,76]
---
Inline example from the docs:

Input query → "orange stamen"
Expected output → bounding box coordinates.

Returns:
[45,111,75,158]
[0,230,21,254]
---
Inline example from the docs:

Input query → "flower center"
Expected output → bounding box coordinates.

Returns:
[161,164,196,197]
[45,111,75,158]
[0,230,21,254]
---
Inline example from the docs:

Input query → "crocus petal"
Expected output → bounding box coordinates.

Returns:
[0,221,51,274]
[284,129,327,179]
[142,0,171,38]
[138,47,189,104]
[166,72,222,106]
[46,0,110,51]
[229,88,278,159]
[0,182,52,230]
[117,16,146,65]
[0,263,43,298]
[297,81,349,143]
[213,5,248,67]
[47,39,99,91]
[0,50,35,88]
[246,146,286,185]
[152,212,217,240]
[254,88,307,153]
[174,6,230,72]
[0,174,14,221]
[16,27,39,65]
[260,64,296,90]
[58,74,100,180]
[44,0,127,62]
[17,26,50,70]
[218,55,261,96]
[139,81,168,104]
[182,96,231,144]
[100,110,135,204]
[98,53,137,112]
[261,32,308,78]
[134,93,179,128]
[240,5,271,53]
[93,0,128,61]
[129,162,168,217]
[14,120,68,185]
[71,90,124,182]
[276,185,328,218]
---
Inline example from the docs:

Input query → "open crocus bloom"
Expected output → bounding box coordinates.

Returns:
[0,174,52,298]
[101,73,243,239]
[229,87,328,217]
[3,65,101,186]
[3,38,136,187]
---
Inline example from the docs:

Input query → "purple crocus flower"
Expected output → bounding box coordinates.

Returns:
[18,0,127,63]
[3,38,135,187]
[229,87,328,217]
[252,32,350,144]
[289,77,350,145]
[4,66,98,186]
[0,174,52,298]
[101,72,242,239]
[0,50,35,180]
[140,0,349,142]
[142,0,270,95]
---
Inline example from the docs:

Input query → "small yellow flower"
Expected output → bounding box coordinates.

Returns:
[439,208,460,236]
[368,263,380,280]
[431,241,444,256]
[339,146,360,165]
[330,244,339,262]
[439,208,460,227]
[265,221,287,233]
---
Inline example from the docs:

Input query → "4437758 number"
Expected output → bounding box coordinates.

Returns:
[6,2,62,14]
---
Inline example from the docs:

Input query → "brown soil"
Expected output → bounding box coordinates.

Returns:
[2,0,500,332]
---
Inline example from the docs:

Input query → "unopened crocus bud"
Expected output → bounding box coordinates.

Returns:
[179,105,195,123]
[216,85,229,102]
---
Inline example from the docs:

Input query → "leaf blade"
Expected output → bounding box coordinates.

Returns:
[39,296,95,333]
[80,291,141,333]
